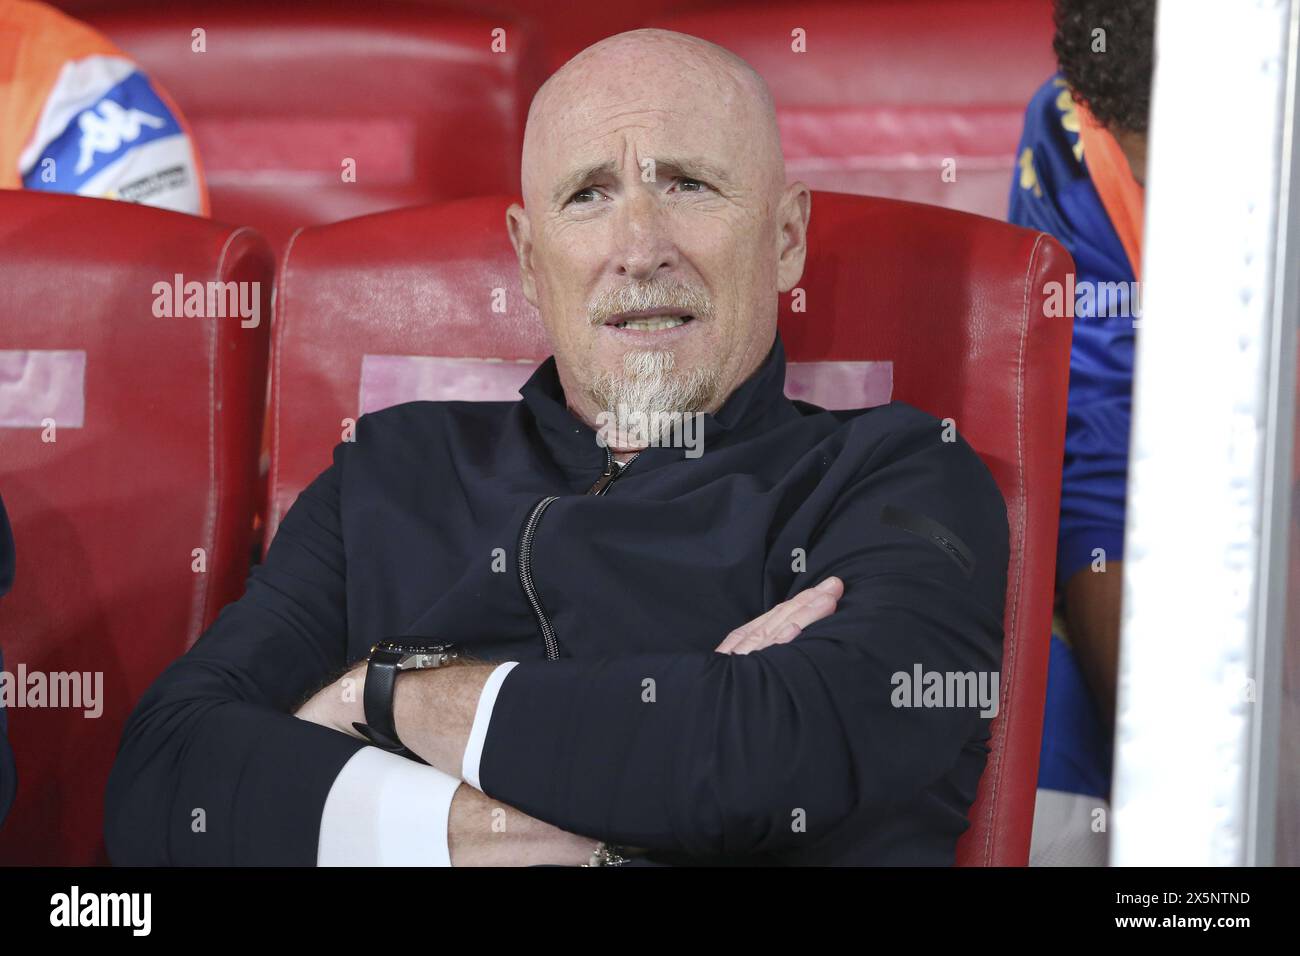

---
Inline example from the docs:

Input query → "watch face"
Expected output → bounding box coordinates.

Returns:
[372,640,457,669]
[375,640,453,655]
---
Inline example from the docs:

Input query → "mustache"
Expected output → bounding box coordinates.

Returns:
[587,280,713,326]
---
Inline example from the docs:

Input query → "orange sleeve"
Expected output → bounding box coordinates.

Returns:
[0,0,119,188]
[1077,101,1146,278]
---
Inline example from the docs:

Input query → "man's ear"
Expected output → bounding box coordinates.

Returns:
[506,203,539,307]
[775,183,812,294]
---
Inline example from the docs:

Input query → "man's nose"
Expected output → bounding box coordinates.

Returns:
[612,190,677,281]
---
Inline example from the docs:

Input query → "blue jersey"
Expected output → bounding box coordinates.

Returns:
[1009,75,1136,587]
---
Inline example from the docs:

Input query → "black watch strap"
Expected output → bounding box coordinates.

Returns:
[359,653,401,746]
[352,641,456,763]
[353,650,428,763]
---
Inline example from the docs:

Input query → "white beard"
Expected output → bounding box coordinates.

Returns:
[588,349,720,449]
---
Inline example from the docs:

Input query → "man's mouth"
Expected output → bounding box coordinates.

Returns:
[604,310,696,332]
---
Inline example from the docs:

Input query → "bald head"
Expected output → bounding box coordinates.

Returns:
[505,29,810,449]
[521,29,786,210]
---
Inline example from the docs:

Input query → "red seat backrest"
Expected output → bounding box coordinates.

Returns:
[74,0,1056,227]
[0,190,272,864]
[85,1,543,251]
[267,191,1072,865]
[651,0,1057,220]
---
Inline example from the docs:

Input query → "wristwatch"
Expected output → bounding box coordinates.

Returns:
[581,842,631,867]
[352,639,458,761]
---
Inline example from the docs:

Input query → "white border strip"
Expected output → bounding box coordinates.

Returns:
[1112,0,1298,865]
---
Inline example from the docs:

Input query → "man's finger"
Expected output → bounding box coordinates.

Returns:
[733,595,836,654]
[759,583,841,643]
[714,577,845,654]
[714,626,750,654]
[732,619,802,655]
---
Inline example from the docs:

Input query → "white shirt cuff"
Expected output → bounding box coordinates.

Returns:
[317,746,461,866]
[462,661,519,791]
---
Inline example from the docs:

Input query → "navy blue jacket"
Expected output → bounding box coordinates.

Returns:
[105,333,1009,865]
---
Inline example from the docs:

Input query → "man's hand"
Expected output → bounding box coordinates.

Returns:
[293,661,367,738]
[713,576,843,655]
[447,784,604,866]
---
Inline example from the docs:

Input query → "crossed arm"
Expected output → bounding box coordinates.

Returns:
[104,415,1005,866]
[294,577,845,866]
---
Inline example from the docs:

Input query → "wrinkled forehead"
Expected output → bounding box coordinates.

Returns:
[522,48,780,207]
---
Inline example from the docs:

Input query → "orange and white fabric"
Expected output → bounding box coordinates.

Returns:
[0,0,207,214]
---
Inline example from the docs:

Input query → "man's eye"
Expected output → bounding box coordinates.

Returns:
[676,177,709,193]
[569,187,600,205]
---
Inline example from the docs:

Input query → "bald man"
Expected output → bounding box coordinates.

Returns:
[105,30,1009,867]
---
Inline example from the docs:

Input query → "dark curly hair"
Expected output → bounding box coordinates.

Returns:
[1053,0,1156,134]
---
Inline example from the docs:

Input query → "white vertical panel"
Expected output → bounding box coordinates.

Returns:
[1113,0,1299,865]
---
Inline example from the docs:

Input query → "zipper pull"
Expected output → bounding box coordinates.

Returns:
[586,448,638,496]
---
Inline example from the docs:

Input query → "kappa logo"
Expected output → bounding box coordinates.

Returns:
[76,100,166,175]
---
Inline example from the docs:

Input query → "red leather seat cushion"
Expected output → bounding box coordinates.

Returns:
[0,190,272,864]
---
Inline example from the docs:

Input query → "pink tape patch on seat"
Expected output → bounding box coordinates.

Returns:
[360,355,541,413]
[785,360,893,410]
[0,350,86,428]
[359,354,893,416]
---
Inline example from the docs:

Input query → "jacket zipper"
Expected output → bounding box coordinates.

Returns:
[517,447,640,660]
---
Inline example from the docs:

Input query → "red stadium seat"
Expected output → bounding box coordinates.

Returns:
[79,0,544,251]
[650,0,1057,219]
[266,191,1072,865]
[71,0,1055,228]
[0,190,272,864]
